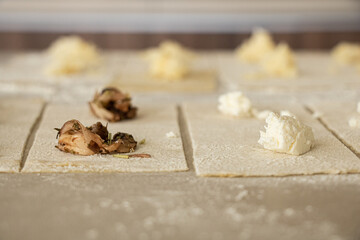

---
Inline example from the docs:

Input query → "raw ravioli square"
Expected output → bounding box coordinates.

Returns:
[0,52,117,97]
[110,71,217,93]
[109,53,218,93]
[217,52,360,93]
[182,100,360,177]
[0,98,44,172]
[23,103,188,173]
[307,99,360,156]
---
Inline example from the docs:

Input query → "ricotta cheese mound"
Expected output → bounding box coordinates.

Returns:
[258,112,315,155]
[144,41,193,81]
[349,117,360,128]
[236,29,275,63]
[253,109,295,120]
[218,91,253,117]
[45,36,100,76]
[252,109,272,120]
[166,131,179,138]
[280,110,295,118]
[260,43,298,78]
[348,102,360,128]
[331,42,360,65]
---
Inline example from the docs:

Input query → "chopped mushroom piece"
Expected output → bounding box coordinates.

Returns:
[89,87,137,122]
[55,120,137,156]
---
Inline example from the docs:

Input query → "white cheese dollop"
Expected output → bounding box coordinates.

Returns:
[280,110,295,118]
[252,109,272,120]
[348,102,360,128]
[349,117,360,128]
[258,112,315,155]
[144,41,192,81]
[218,91,253,117]
[253,109,295,120]
[236,29,275,63]
[166,131,179,138]
[45,36,100,76]
[331,42,360,65]
[260,43,298,78]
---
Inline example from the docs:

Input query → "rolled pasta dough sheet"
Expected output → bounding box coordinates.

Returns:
[0,98,44,172]
[307,99,360,156]
[109,53,217,93]
[182,101,360,177]
[218,52,360,93]
[110,71,217,93]
[23,103,188,173]
[0,52,114,96]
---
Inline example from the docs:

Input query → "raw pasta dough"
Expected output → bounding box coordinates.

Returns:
[23,103,188,173]
[182,100,360,177]
[307,99,360,156]
[0,98,44,172]
[111,71,217,93]
[218,51,360,93]
[110,53,217,93]
[0,52,113,96]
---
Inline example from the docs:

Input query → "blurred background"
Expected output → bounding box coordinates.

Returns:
[0,0,359,50]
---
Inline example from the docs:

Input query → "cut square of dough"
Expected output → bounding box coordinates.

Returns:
[0,52,115,97]
[0,52,111,83]
[23,103,188,173]
[109,53,217,93]
[110,71,217,93]
[182,100,360,177]
[0,98,44,172]
[307,99,360,156]
[218,52,360,93]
